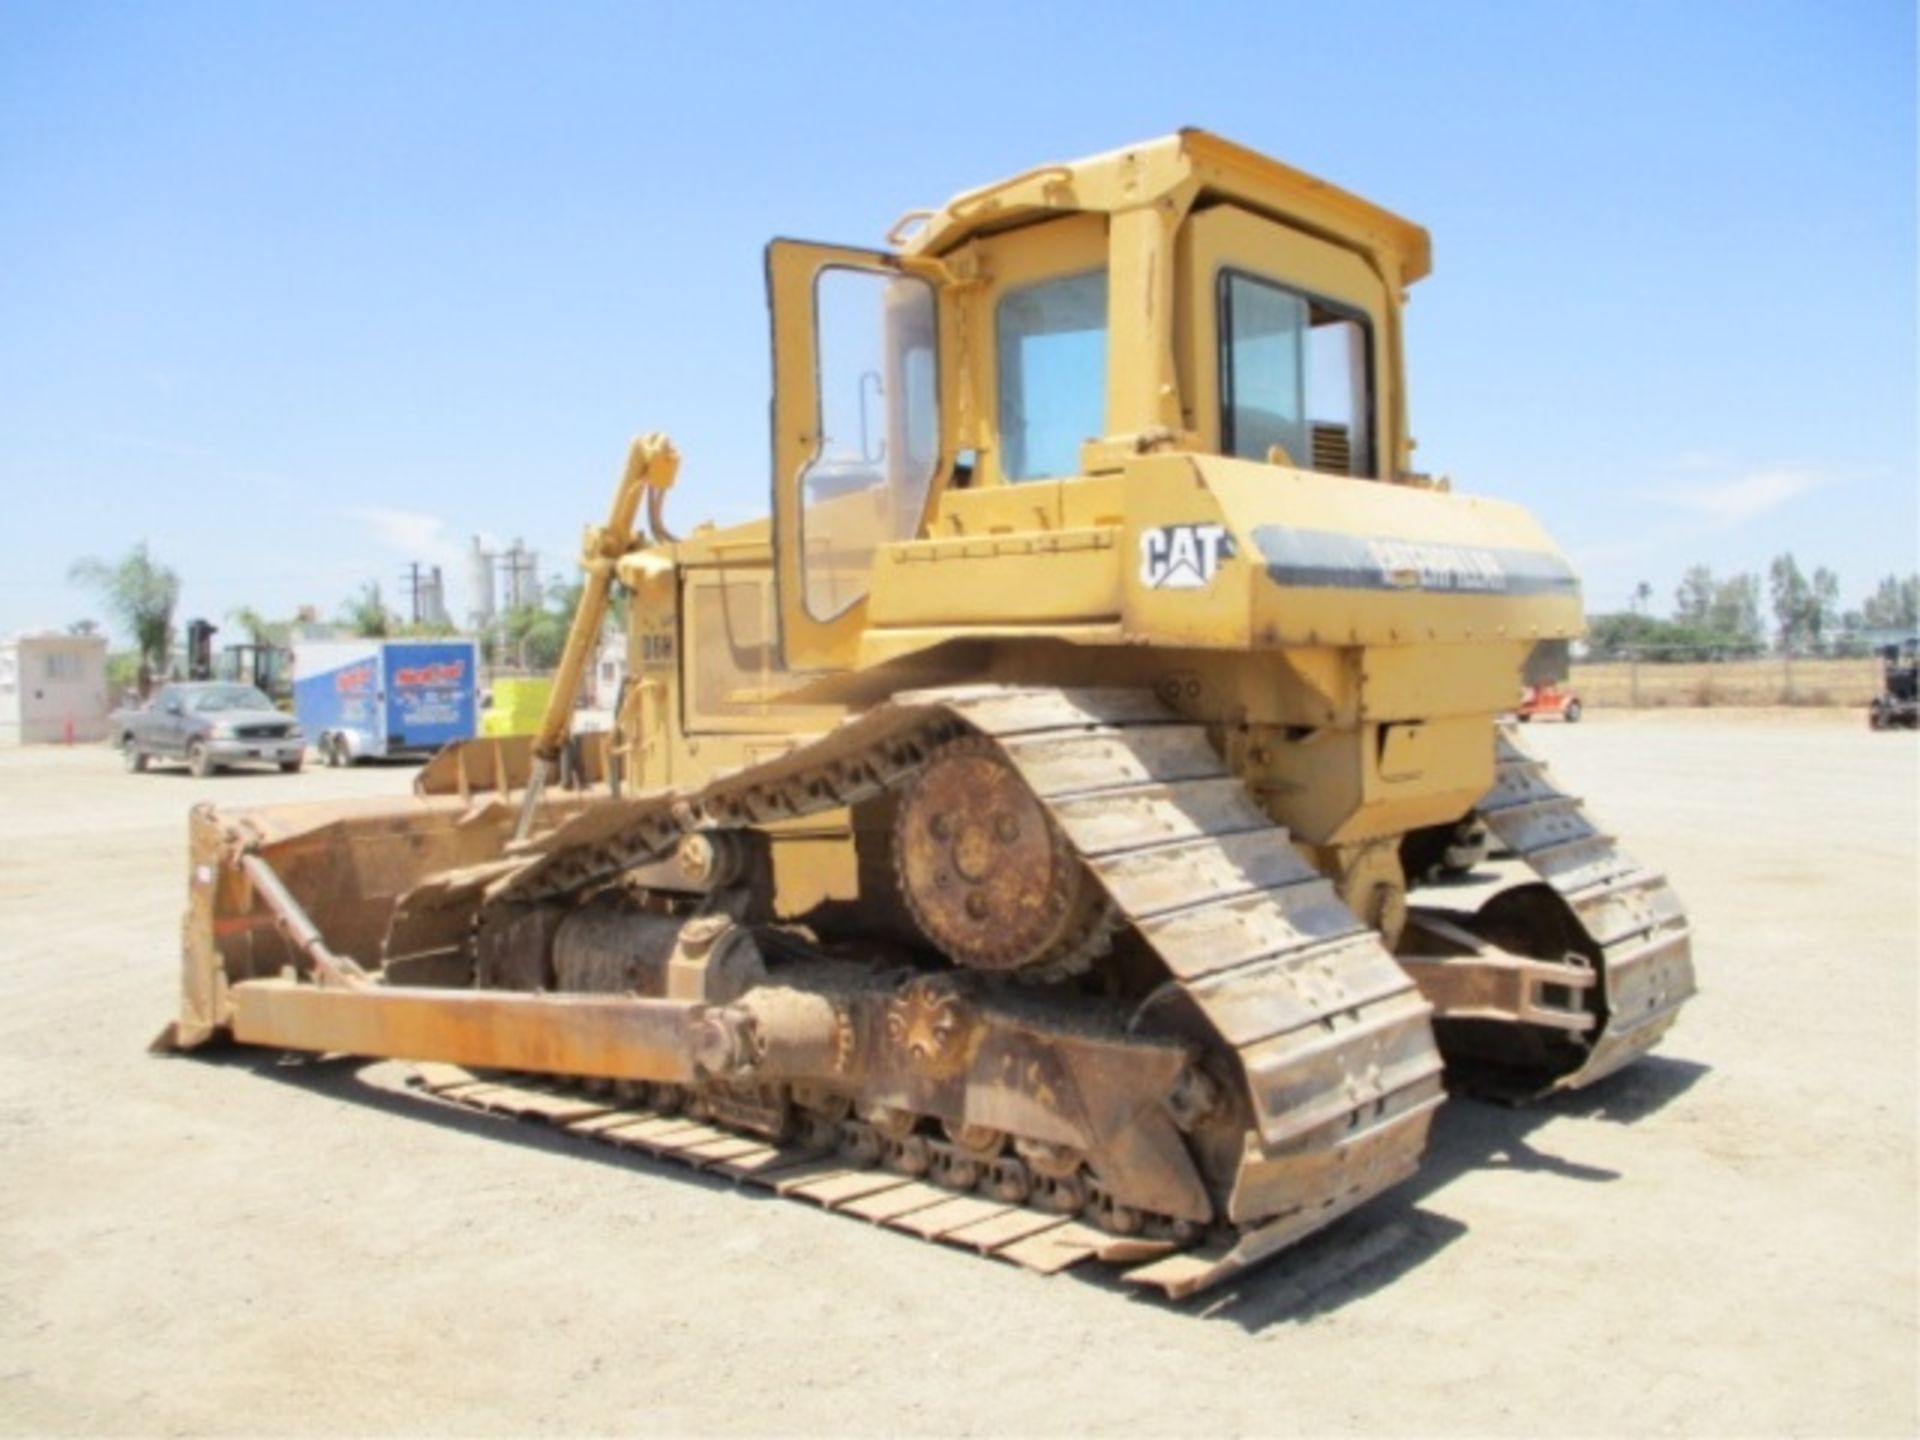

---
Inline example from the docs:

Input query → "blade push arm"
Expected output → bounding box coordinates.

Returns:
[515,433,679,840]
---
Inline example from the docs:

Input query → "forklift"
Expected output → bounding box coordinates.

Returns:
[1869,638,1917,730]
[184,619,293,708]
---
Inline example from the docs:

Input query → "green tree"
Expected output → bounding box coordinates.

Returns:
[501,604,562,669]
[1673,566,1715,627]
[1588,607,1762,662]
[105,651,143,697]
[1809,567,1840,650]
[1769,553,1812,652]
[338,582,394,638]
[1707,573,1765,650]
[69,542,180,694]
[500,577,583,670]
[227,605,284,645]
[1861,573,1920,632]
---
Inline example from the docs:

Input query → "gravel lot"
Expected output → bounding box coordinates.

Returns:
[1,712,1914,1437]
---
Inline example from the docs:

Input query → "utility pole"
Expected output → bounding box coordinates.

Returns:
[499,539,539,611]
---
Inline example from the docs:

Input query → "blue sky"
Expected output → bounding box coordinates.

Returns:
[1,0,1913,645]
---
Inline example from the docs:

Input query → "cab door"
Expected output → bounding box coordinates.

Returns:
[766,241,945,672]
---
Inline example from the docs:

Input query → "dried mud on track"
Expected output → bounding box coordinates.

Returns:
[1,716,1914,1437]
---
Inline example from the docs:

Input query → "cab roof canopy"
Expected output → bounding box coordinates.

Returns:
[898,128,1432,287]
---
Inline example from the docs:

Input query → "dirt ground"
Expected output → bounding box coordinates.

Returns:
[1,714,1914,1437]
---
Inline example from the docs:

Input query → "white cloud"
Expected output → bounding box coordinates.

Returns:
[352,506,468,575]
[1648,467,1826,524]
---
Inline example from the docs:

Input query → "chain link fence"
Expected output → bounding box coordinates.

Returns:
[1571,647,1881,707]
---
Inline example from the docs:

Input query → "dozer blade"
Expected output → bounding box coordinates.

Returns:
[414,731,619,803]
[169,787,606,1050]
[166,685,1455,1300]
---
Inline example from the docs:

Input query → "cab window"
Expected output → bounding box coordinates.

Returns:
[1219,270,1373,478]
[996,269,1107,481]
[799,267,940,621]
[193,685,273,711]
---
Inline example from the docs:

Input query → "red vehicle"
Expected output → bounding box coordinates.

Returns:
[1517,681,1583,722]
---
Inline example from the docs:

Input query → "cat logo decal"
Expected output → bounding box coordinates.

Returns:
[1139,524,1235,589]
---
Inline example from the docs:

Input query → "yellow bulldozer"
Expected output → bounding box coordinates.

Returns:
[162,131,1694,1298]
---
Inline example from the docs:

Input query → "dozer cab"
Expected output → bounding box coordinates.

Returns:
[164,131,1694,1298]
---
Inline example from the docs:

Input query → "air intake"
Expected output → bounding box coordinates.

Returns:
[1310,423,1353,476]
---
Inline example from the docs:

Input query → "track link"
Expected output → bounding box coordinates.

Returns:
[1476,728,1696,1087]
[462,686,1446,1297]
[408,1063,1193,1287]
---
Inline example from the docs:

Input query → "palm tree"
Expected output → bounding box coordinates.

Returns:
[228,605,279,645]
[69,542,180,695]
[1633,581,1653,616]
[338,582,393,638]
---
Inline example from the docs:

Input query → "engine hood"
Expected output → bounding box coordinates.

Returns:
[1119,453,1584,651]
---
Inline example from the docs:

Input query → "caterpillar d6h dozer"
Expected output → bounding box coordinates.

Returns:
[162,131,1695,1298]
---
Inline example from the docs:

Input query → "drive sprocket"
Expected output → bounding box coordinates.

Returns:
[892,734,1113,979]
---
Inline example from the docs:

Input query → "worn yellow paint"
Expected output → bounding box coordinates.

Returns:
[540,132,1579,891]
[1178,203,1399,472]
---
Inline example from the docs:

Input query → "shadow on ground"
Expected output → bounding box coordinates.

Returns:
[1187,1054,1709,1331]
[177,1043,1707,1334]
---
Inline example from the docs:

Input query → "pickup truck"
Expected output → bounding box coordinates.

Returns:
[116,682,306,776]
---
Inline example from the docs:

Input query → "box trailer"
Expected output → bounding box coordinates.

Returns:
[292,638,479,765]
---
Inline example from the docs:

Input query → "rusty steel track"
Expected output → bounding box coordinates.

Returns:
[406,1062,1203,1288]
[1476,729,1696,1088]
[462,686,1446,1297]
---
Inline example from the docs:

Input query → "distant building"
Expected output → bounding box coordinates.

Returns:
[0,633,110,745]
[469,537,496,633]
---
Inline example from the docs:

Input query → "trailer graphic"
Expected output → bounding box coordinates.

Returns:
[293,638,478,765]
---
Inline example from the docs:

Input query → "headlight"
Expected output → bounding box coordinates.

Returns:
[208,723,235,739]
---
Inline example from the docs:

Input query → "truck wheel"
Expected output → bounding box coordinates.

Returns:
[279,754,304,774]
[188,741,215,778]
[123,739,147,773]
[1564,699,1583,723]
[324,735,343,767]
